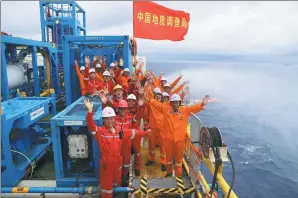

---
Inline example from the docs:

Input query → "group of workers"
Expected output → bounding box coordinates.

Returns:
[75,56,210,198]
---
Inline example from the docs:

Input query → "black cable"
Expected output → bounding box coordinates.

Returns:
[227,151,235,198]
[209,146,221,196]
[76,167,92,187]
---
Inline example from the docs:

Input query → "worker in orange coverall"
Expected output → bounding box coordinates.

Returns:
[162,92,170,102]
[144,88,166,171]
[74,60,86,95]
[101,70,116,95]
[82,57,104,95]
[144,93,210,177]
[103,84,127,110]
[84,100,147,197]
[85,68,105,95]
[117,68,131,88]
[126,94,148,176]
[114,100,147,183]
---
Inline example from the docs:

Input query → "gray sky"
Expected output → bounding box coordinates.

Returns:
[2,1,298,56]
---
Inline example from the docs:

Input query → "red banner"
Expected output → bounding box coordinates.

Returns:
[133,1,190,41]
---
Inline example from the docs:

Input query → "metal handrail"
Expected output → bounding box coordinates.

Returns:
[185,113,238,198]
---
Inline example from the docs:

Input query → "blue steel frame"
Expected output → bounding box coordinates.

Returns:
[39,0,86,67]
[1,35,59,101]
[1,96,56,187]
[62,35,133,106]
[51,96,102,187]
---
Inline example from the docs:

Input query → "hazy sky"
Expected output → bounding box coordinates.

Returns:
[2,1,298,56]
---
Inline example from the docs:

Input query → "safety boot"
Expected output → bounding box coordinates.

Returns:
[161,164,167,172]
[145,160,154,166]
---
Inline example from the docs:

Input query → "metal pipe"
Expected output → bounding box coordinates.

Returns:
[1,186,131,194]
[40,89,50,97]
[37,50,51,90]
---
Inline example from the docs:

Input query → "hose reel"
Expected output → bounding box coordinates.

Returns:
[199,127,228,162]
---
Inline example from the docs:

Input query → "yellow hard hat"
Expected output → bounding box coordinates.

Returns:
[113,84,123,91]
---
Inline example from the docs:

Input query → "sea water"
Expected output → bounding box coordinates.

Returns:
[148,60,298,198]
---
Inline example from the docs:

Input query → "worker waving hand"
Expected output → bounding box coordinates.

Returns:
[143,93,210,178]
[84,100,122,198]
[84,98,148,196]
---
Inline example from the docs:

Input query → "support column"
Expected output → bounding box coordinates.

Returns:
[32,47,40,96]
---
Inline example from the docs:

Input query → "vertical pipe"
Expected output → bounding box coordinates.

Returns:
[37,50,51,90]
[39,2,46,42]
[123,36,131,71]
[1,43,10,100]
[54,51,60,95]
[32,47,40,97]
[72,2,77,36]
[51,120,65,179]
[83,6,86,34]
[63,41,72,105]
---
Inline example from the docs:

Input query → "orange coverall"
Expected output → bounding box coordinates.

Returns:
[130,105,149,175]
[149,99,204,177]
[146,93,166,166]
[75,64,86,95]
[115,115,135,177]
[115,114,147,178]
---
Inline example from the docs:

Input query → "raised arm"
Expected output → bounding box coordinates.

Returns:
[185,95,209,115]
[149,98,166,114]
[84,99,97,135]
[170,74,183,90]
[75,61,83,79]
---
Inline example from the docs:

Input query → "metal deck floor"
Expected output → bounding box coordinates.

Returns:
[2,136,196,198]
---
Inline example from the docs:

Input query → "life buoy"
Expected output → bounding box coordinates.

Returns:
[130,37,138,57]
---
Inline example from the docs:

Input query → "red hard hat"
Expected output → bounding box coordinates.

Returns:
[117,100,128,108]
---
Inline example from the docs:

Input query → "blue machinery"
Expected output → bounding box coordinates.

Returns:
[39,0,87,69]
[51,96,102,187]
[1,0,133,190]
[1,96,56,186]
[1,35,59,101]
[63,35,132,105]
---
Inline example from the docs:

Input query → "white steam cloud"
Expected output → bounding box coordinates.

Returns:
[165,61,298,152]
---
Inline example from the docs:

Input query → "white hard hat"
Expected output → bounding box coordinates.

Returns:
[80,66,85,71]
[154,89,162,95]
[170,93,181,102]
[127,94,137,101]
[161,77,167,81]
[103,71,111,76]
[89,68,96,73]
[102,107,116,118]
[110,63,116,67]
[162,92,169,97]
[164,83,170,88]
[124,68,130,73]
[96,63,101,68]
[153,87,161,93]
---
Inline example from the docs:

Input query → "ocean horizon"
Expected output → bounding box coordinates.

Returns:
[148,60,298,198]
